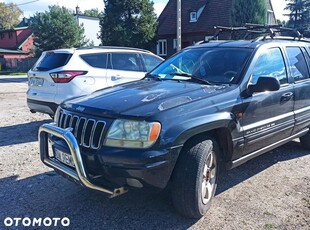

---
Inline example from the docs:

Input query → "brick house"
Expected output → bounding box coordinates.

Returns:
[156,0,276,58]
[0,18,34,59]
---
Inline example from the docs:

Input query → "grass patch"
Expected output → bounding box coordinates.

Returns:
[265,223,276,229]
[0,71,27,76]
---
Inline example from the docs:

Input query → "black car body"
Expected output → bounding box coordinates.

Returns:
[39,37,310,218]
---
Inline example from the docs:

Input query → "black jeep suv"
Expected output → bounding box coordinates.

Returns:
[39,34,310,218]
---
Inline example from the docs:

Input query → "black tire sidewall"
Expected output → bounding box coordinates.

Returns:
[196,139,219,215]
[171,137,220,218]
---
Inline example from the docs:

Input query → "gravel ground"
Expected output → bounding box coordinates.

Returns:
[0,75,309,230]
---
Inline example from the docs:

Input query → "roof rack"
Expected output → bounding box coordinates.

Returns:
[76,46,151,53]
[202,23,305,43]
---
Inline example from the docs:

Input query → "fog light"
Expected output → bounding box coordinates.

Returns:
[126,178,143,188]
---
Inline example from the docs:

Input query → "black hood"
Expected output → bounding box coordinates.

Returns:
[62,79,233,118]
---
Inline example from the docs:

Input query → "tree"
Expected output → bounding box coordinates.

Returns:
[100,0,157,50]
[83,8,103,18]
[285,0,310,34]
[31,5,87,56]
[231,0,267,26]
[0,3,22,29]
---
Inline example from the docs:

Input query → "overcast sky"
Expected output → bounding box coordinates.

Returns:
[1,0,289,21]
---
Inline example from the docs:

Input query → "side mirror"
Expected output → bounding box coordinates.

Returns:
[247,76,280,95]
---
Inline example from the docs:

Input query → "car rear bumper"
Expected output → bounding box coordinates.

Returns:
[39,123,181,196]
[27,99,58,115]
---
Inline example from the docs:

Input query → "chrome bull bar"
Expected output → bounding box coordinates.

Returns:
[39,123,127,198]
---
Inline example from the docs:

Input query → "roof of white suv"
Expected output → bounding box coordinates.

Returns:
[47,46,154,55]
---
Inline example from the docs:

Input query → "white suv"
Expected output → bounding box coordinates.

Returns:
[27,46,163,116]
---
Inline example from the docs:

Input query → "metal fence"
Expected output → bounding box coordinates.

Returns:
[0,58,38,72]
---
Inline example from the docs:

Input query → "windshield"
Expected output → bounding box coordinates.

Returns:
[150,47,253,84]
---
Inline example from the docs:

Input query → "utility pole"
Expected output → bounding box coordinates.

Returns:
[177,0,181,52]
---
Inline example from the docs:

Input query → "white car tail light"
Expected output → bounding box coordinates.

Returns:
[50,71,88,83]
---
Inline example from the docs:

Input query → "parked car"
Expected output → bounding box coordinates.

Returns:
[27,46,163,116]
[38,28,310,218]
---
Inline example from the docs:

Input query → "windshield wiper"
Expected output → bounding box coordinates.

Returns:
[169,73,212,85]
[145,73,162,81]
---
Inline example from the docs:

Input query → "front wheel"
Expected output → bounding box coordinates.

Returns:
[171,137,219,218]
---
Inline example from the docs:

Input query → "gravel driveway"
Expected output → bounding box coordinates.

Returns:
[0,75,309,229]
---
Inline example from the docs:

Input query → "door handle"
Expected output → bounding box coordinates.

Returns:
[111,76,121,81]
[280,92,293,102]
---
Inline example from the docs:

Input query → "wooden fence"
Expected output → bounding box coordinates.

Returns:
[0,58,38,72]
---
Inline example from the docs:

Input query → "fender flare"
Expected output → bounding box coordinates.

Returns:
[161,112,240,147]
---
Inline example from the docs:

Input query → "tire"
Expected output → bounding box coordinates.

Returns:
[300,131,310,149]
[171,137,219,218]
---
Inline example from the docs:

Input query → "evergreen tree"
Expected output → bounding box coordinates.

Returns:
[31,5,88,56]
[100,0,157,50]
[231,0,267,26]
[83,8,103,18]
[285,0,310,34]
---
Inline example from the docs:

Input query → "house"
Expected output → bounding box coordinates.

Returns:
[157,0,277,57]
[0,18,34,59]
[74,6,101,46]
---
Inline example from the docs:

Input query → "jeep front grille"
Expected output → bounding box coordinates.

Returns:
[57,110,106,149]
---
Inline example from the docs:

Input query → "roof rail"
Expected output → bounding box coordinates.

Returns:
[76,46,151,53]
[253,36,310,43]
[202,23,304,43]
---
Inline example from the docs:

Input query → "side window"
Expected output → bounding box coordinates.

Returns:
[111,53,141,72]
[80,53,107,69]
[142,54,163,72]
[286,47,309,82]
[250,48,287,85]
[302,47,310,72]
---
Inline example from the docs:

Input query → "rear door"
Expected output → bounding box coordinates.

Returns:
[79,52,108,90]
[141,53,164,72]
[286,46,310,134]
[106,52,146,87]
[28,51,72,103]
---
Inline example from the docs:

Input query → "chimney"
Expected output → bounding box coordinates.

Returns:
[76,5,80,15]
[23,17,28,24]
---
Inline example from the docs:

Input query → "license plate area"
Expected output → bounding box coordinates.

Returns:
[53,146,75,168]
[29,77,44,87]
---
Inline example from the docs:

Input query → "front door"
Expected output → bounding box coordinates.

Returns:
[241,47,294,154]
[106,52,146,87]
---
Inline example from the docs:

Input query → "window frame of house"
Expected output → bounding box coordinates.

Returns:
[173,39,177,49]
[157,39,167,56]
[190,12,197,22]
[267,10,274,25]
[0,33,4,39]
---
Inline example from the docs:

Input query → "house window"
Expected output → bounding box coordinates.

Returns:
[8,32,12,39]
[0,33,4,39]
[157,40,167,56]
[173,39,177,49]
[267,10,274,25]
[190,12,197,22]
